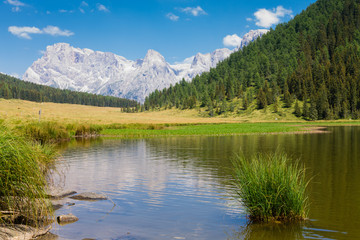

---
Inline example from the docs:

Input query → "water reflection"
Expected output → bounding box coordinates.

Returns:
[52,127,360,240]
[228,222,305,240]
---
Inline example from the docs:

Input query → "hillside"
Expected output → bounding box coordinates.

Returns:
[146,0,360,120]
[0,73,138,108]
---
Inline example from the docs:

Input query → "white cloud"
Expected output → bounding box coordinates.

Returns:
[97,3,109,12]
[246,18,253,22]
[43,25,74,36]
[81,1,88,7]
[180,6,207,16]
[8,26,42,39]
[80,1,88,13]
[8,25,74,39]
[254,5,292,28]
[223,34,242,47]
[166,12,179,21]
[4,0,25,12]
[59,9,74,13]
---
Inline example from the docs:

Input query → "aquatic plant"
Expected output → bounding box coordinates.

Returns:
[232,151,309,222]
[0,124,56,225]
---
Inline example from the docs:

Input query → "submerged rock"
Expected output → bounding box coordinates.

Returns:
[69,192,108,201]
[57,213,79,225]
[48,190,77,200]
[52,203,63,211]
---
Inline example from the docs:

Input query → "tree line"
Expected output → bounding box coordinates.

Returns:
[0,73,138,108]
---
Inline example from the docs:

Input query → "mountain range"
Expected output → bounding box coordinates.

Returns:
[23,29,268,103]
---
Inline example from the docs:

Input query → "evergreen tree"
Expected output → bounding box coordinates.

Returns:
[257,88,267,109]
[294,101,302,117]
[302,101,309,119]
[243,96,249,110]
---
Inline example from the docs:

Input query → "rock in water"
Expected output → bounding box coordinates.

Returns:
[48,190,77,200]
[57,214,79,225]
[69,192,108,201]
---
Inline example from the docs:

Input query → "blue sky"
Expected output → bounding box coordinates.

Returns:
[1,0,315,78]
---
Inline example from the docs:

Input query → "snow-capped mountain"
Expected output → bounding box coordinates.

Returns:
[23,29,269,103]
[238,29,269,49]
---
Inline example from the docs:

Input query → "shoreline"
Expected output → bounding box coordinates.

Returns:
[100,124,332,139]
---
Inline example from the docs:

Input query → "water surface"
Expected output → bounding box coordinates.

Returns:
[51,126,360,240]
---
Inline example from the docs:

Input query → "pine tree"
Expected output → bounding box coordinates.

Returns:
[302,101,309,119]
[273,97,279,113]
[294,101,302,117]
[283,82,293,108]
[256,88,267,109]
[309,100,318,120]
[243,96,248,110]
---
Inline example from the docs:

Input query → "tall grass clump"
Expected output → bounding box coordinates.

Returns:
[232,151,309,222]
[19,121,70,143]
[72,123,103,137]
[0,125,56,225]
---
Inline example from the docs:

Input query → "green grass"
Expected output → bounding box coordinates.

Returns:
[0,124,57,225]
[101,123,304,138]
[231,151,309,222]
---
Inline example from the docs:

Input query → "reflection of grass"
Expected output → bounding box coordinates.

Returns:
[232,151,309,223]
[101,123,304,138]
[227,222,305,240]
[0,124,56,225]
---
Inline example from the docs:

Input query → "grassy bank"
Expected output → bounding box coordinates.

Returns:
[101,122,307,138]
[0,123,57,225]
[232,152,309,222]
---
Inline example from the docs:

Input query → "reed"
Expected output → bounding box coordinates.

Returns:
[0,124,56,225]
[18,121,70,143]
[232,151,309,222]
[72,123,103,137]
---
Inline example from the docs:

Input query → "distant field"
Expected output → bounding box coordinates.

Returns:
[0,98,302,125]
[1,99,360,138]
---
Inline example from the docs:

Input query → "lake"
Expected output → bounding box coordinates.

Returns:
[50,126,360,240]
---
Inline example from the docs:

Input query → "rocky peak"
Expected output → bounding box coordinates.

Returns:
[240,29,269,48]
[143,49,166,66]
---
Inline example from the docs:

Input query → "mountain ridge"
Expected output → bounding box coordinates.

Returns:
[23,29,269,103]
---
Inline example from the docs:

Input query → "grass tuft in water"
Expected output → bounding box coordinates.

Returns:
[0,124,56,225]
[232,151,309,222]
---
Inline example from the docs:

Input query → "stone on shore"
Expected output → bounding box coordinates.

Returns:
[0,224,51,240]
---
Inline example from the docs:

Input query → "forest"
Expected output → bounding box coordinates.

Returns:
[145,0,360,120]
[0,73,138,108]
